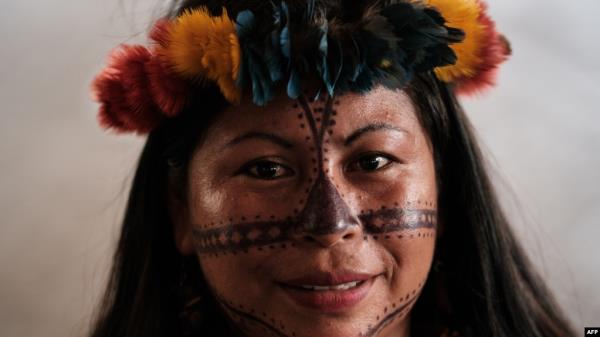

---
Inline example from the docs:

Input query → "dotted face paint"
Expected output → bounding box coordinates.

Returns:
[186,87,438,337]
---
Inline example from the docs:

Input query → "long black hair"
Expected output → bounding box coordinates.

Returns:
[89,1,575,336]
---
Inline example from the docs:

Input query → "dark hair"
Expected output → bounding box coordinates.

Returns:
[89,1,575,337]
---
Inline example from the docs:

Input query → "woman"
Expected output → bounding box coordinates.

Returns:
[89,0,576,336]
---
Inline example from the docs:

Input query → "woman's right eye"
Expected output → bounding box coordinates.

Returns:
[241,160,294,180]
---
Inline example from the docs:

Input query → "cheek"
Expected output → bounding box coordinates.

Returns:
[188,157,307,226]
[348,156,438,317]
[378,226,437,288]
[190,187,300,298]
[199,253,270,297]
[347,166,438,234]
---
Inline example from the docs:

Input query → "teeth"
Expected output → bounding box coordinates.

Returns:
[299,281,361,291]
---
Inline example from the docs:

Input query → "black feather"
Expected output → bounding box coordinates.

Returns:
[232,0,466,104]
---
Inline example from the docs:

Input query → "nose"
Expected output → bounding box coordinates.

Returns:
[293,174,361,248]
[300,223,360,248]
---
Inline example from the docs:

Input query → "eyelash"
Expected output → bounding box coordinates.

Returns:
[239,158,295,180]
[240,153,398,180]
[345,152,398,173]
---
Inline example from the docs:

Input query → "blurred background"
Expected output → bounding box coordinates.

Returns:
[0,0,598,336]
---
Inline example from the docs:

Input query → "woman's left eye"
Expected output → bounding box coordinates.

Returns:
[347,153,395,172]
[240,160,294,180]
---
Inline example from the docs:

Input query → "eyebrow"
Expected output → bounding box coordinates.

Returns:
[344,123,407,146]
[222,131,294,150]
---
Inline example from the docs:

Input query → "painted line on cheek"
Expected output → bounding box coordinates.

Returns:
[192,208,437,255]
[217,297,294,337]
[360,208,437,233]
[192,218,296,255]
[358,289,421,337]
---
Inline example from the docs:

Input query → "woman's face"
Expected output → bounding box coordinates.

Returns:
[181,86,438,337]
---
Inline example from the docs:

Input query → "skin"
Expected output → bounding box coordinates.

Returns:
[173,85,438,337]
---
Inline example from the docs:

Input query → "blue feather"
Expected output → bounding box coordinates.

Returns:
[312,89,322,102]
[315,23,333,95]
[280,27,290,59]
[235,10,255,38]
[245,52,262,104]
[305,0,315,21]
[232,0,463,105]
[327,37,343,93]
[271,1,280,24]
[352,67,375,93]
[266,33,283,82]
[248,52,274,106]
[350,37,363,81]
[279,2,291,60]
[287,69,301,99]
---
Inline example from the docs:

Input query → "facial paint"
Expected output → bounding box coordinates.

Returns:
[192,92,438,337]
[193,95,437,255]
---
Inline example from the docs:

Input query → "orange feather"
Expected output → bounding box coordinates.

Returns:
[424,0,487,82]
[160,8,241,103]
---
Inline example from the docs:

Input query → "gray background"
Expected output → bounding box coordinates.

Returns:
[0,0,598,336]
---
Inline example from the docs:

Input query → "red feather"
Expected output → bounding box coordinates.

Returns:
[91,45,166,133]
[455,1,511,96]
[117,46,164,132]
[147,19,188,116]
[92,73,129,132]
[149,19,172,48]
[146,57,188,117]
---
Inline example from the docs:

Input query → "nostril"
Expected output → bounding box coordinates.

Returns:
[342,233,354,240]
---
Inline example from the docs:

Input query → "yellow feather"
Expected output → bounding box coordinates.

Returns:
[163,8,241,103]
[423,0,486,82]
[229,33,241,81]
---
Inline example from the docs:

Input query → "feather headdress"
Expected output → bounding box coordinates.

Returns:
[425,0,511,95]
[92,0,510,134]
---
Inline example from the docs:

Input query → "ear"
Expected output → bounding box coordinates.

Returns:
[167,191,196,256]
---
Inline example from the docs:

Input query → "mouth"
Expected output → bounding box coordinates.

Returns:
[277,272,380,313]
[295,280,366,291]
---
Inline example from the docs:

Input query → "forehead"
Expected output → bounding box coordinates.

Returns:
[204,86,421,143]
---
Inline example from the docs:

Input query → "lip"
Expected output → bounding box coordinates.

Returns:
[278,271,379,313]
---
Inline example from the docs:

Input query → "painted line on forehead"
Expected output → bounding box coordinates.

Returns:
[295,94,362,237]
[318,95,335,141]
[296,95,335,153]
[296,95,325,165]
[192,207,437,255]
